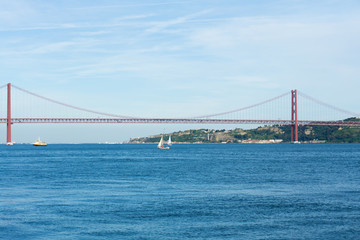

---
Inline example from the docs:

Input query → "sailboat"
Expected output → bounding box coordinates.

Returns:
[157,136,170,149]
[167,135,172,146]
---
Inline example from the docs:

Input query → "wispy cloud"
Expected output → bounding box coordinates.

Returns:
[29,41,77,54]
[70,1,191,10]
[0,14,154,32]
[224,76,279,89]
[0,1,36,23]
[189,16,334,48]
[188,13,360,66]
[145,9,212,34]
[1,0,359,125]
[77,30,111,36]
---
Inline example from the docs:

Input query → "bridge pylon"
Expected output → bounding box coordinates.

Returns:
[291,89,298,142]
[6,83,12,145]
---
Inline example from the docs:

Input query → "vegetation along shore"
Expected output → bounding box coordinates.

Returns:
[129,118,360,144]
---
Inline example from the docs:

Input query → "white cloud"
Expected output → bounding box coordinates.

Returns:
[227,76,280,89]
[189,16,339,49]
[1,0,359,131]
[0,0,36,24]
[28,41,77,54]
[69,1,190,10]
[145,10,212,34]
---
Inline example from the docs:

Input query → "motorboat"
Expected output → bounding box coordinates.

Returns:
[33,138,47,146]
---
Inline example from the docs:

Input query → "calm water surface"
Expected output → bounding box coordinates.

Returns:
[0,144,360,239]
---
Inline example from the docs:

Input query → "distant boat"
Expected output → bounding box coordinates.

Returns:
[157,136,170,149]
[33,138,47,146]
[167,135,172,146]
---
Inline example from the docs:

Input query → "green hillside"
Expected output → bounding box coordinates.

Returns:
[129,118,360,143]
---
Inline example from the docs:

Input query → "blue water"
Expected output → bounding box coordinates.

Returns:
[1,144,360,239]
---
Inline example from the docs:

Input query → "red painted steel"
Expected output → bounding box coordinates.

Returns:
[294,90,298,142]
[291,90,298,142]
[0,118,359,126]
[7,83,11,144]
[1,85,359,143]
[291,90,294,142]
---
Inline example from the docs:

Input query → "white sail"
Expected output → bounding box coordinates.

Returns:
[157,136,170,149]
[157,136,164,148]
[168,135,172,146]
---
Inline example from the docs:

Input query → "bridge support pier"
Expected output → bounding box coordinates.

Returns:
[7,83,12,145]
[291,89,298,143]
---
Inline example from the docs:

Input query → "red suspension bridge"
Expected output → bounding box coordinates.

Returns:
[1,83,359,144]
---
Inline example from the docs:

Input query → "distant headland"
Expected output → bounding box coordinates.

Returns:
[128,118,360,144]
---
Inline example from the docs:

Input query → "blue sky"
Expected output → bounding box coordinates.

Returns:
[0,0,359,143]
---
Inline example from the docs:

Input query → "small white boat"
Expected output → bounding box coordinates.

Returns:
[157,136,170,149]
[33,138,47,146]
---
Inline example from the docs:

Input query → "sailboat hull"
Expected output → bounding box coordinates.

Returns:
[158,146,170,149]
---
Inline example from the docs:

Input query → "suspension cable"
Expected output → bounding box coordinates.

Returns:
[298,91,359,118]
[192,91,290,118]
[11,84,138,119]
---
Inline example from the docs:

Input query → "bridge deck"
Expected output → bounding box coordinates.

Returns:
[1,118,359,126]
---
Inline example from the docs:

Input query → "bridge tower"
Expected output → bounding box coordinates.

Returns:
[291,89,298,142]
[7,83,12,145]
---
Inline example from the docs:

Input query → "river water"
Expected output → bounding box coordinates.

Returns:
[1,144,359,239]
